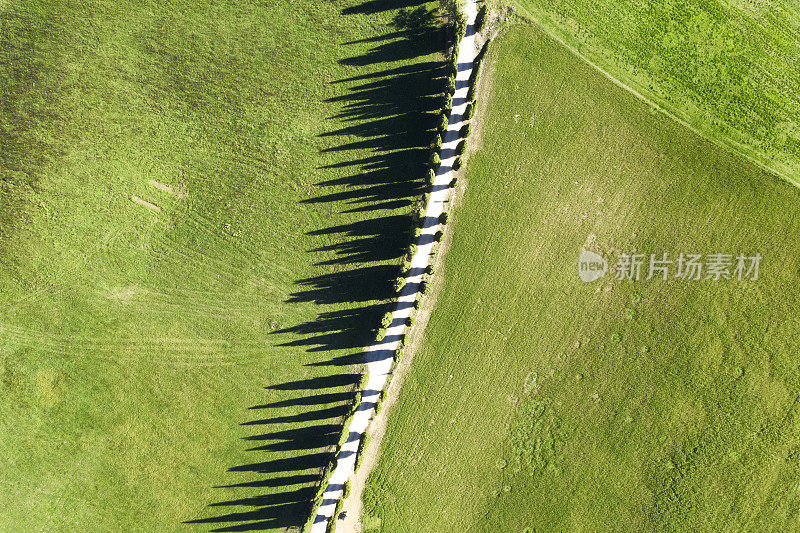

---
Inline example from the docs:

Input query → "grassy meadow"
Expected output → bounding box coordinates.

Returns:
[509,0,800,184]
[363,23,800,531]
[0,0,447,530]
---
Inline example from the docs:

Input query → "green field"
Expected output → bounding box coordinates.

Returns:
[363,23,800,531]
[0,1,446,530]
[510,0,800,184]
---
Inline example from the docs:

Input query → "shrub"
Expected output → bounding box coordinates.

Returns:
[426,264,435,275]
[454,14,467,40]
[401,258,412,273]
[455,140,466,155]
[330,498,344,533]
[394,277,406,293]
[407,243,417,257]
[475,5,487,33]
[406,315,415,327]
[450,176,458,188]
[374,390,386,414]
[419,280,429,294]
[340,405,355,430]
[439,211,449,225]
[375,327,387,341]
[460,123,471,138]
[441,0,465,34]
[446,76,456,95]
[415,205,426,223]
[310,462,335,515]
[413,297,421,309]
[397,334,405,348]
[423,192,430,205]
[466,101,475,119]
[452,156,462,170]
[429,151,441,168]
[435,230,444,242]
[413,227,422,238]
[355,434,370,472]
[434,134,443,150]
[475,40,489,65]
[443,93,453,113]
[469,65,480,86]
[438,113,449,132]
[395,347,403,361]
[471,43,488,83]
[427,168,436,186]
[381,311,393,329]
[343,481,352,499]
[359,372,368,389]
[467,82,476,101]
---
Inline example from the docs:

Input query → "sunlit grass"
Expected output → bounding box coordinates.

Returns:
[364,23,800,532]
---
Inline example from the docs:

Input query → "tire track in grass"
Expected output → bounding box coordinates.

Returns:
[0,322,271,366]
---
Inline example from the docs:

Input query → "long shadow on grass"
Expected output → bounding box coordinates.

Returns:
[188,1,447,531]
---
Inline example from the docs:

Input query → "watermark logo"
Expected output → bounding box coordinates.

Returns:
[578,249,608,282]
[578,250,762,283]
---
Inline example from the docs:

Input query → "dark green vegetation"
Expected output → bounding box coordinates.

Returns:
[0,0,451,530]
[364,24,800,531]
[512,0,800,183]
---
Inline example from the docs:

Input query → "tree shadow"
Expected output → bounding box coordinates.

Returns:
[188,0,448,530]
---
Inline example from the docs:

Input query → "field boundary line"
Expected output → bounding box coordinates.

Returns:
[510,2,799,189]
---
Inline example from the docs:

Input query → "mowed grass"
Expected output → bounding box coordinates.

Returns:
[0,0,445,530]
[363,24,800,531]
[511,0,800,183]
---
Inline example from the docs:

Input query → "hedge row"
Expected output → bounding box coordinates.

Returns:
[309,9,477,532]
[302,448,340,532]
